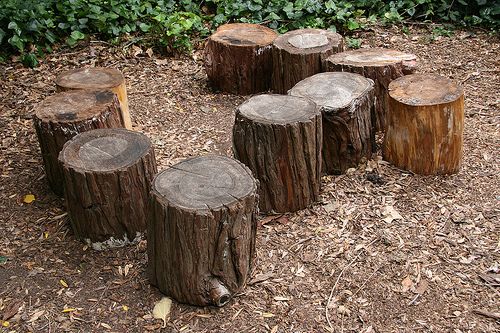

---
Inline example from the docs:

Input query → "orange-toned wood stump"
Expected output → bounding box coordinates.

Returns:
[383,74,464,175]
[204,23,278,95]
[55,67,132,129]
[271,28,344,94]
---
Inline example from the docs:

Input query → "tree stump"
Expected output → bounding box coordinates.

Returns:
[148,155,258,307]
[33,90,125,196]
[233,94,321,213]
[289,72,375,175]
[59,128,156,249]
[326,48,417,132]
[204,23,277,95]
[383,74,464,175]
[271,28,344,94]
[55,67,132,129]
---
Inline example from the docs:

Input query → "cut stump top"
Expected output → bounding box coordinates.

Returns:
[237,94,319,124]
[389,74,464,106]
[288,72,374,111]
[153,155,256,212]
[55,67,125,90]
[210,23,277,46]
[273,28,343,54]
[60,128,152,172]
[327,48,417,66]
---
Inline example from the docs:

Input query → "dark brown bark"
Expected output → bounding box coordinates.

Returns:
[59,128,157,248]
[325,48,417,132]
[147,155,258,307]
[33,90,125,196]
[204,23,277,95]
[232,94,321,213]
[271,28,344,94]
[289,72,375,175]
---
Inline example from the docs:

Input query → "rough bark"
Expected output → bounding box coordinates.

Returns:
[204,23,277,95]
[271,28,344,94]
[33,90,125,196]
[59,128,157,248]
[55,67,132,129]
[289,72,375,175]
[232,94,321,213]
[148,155,258,307]
[325,48,417,132]
[383,74,464,175]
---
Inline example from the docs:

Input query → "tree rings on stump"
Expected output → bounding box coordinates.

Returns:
[233,94,321,213]
[204,23,278,95]
[55,67,132,129]
[271,28,344,94]
[326,48,417,132]
[289,72,375,175]
[59,128,157,249]
[33,90,125,196]
[148,155,258,307]
[383,74,464,175]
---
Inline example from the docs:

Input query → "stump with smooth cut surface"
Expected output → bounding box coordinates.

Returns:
[289,72,375,175]
[326,48,417,132]
[204,23,277,95]
[148,155,258,307]
[233,94,321,213]
[55,67,132,129]
[271,28,344,94]
[59,128,157,248]
[383,74,464,175]
[33,90,125,196]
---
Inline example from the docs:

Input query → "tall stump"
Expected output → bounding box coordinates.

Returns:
[326,48,417,131]
[289,72,375,175]
[383,74,464,175]
[55,67,132,129]
[233,94,321,213]
[33,90,125,196]
[204,23,277,95]
[59,128,157,249]
[271,28,344,94]
[148,155,258,307]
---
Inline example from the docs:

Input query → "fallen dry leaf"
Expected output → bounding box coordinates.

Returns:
[401,276,413,293]
[153,297,172,328]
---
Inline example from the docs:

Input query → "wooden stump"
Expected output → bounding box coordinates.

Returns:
[233,94,321,213]
[325,48,417,132]
[383,74,464,175]
[271,28,344,94]
[289,72,375,175]
[33,90,125,196]
[59,128,156,248]
[55,67,132,129]
[148,155,258,307]
[204,23,277,95]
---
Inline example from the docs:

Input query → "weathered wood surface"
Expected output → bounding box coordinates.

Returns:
[271,28,344,93]
[148,155,258,307]
[204,23,277,95]
[55,67,132,129]
[233,94,321,213]
[289,72,375,175]
[33,90,125,196]
[326,48,417,131]
[383,74,464,174]
[59,128,157,248]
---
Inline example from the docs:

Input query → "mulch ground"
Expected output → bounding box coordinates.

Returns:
[0,25,498,333]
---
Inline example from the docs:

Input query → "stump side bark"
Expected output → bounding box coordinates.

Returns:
[326,48,417,132]
[232,94,322,213]
[59,128,157,248]
[271,28,344,93]
[55,67,132,129]
[383,74,464,175]
[204,23,278,95]
[148,155,258,307]
[33,90,125,196]
[289,72,375,175]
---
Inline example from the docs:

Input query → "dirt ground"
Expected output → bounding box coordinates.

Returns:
[0,25,498,333]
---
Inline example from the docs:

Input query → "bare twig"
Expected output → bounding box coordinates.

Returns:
[473,309,500,320]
